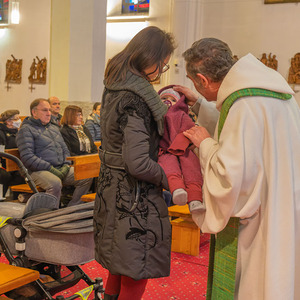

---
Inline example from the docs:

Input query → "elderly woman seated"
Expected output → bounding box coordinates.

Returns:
[0,109,25,199]
[60,105,97,156]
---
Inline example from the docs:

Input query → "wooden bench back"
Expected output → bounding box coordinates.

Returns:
[3,148,101,180]
[66,153,100,180]
[20,116,27,122]
[4,148,20,172]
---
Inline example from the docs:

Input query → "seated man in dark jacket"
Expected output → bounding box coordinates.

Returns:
[16,98,93,206]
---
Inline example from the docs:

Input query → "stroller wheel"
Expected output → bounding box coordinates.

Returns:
[12,257,25,267]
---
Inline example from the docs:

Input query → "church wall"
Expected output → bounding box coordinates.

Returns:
[0,0,51,116]
[198,0,300,104]
[1,0,299,117]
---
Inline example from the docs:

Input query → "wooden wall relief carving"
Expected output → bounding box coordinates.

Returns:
[5,55,22,91]
[288,53,300,84]
[260,53,278,70]
[28,56,47,92]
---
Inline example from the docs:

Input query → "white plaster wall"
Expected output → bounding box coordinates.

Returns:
[169,0,300,103]
[0,0,51,116]
[68,0,107,104]
[105,0,173,91]
[69,0,94,103]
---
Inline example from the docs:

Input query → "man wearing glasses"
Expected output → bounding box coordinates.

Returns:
[16,99,92,207]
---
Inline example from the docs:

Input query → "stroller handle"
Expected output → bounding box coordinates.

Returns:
[0,151,39,194]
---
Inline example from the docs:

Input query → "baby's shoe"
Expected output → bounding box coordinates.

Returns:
[188,200,206,213]
[172,188,188,205]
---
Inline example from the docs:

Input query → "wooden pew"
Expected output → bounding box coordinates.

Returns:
[3,148,43,193]
[81,192,96,202]
[66,153,100,181]
[0,263,39,295]
[94,141,101,149]
[19,116,27,122]
[4,148,20,172]
[168,205,200,256]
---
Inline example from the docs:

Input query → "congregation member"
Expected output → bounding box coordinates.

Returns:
[48,96,62,126]
[182,38,300,299]
[60,105,97,156]
[0,110,25,198]
[85,102,101,142]
[16,99,93,206]
[94,26,175,300]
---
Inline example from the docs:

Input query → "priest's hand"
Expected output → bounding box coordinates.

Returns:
[173,85,198,106]
[183,126,211,148]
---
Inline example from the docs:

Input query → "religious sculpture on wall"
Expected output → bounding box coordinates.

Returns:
[288,53,300,84]
[5,55,22,84]
[260,53,278,71]
[28,56,47,84]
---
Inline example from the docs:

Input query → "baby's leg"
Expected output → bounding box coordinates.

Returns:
[158,153,187,205]
[179,151,206,212]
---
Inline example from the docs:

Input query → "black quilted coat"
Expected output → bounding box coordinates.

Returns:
[93,72,171,280]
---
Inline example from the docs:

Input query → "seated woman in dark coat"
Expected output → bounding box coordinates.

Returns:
[0,109,25,199]
[85,102,101,142]
[60,105,97,156]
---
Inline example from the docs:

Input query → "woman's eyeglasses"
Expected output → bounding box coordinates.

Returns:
[144,62,170,82]
[161,62,170,73]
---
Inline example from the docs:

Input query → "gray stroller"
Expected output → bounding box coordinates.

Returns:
[0,152,104,300]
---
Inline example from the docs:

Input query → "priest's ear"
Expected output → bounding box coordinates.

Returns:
[195,73,209,88]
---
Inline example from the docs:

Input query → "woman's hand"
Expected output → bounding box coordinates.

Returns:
[183,126,211,148]
[173,85,198,106]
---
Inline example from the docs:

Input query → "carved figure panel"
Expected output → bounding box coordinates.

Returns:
[28,56,47,84]
[5,55,22,84]
[288,53,300,84]
[260,53,278,71]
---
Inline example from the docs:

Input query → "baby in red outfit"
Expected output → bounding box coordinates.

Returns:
[158,86,205,213]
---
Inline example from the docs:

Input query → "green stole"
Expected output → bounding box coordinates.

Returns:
[206,88,292,300]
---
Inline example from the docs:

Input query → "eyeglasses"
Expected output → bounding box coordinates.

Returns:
[144,62,170,82]
[35,108,51,113]
[162,62,170,73]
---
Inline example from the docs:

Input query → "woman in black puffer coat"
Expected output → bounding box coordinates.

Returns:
[93,26,175,300]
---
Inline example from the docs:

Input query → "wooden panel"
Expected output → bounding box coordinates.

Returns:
[171,218,200,256]
[67,153,101,180]
[81,193,96,202]
[168,204,191,221]
[10,184,43,193]
[4,148,20,172]
[0,263,39,294]
[94,141,101,149]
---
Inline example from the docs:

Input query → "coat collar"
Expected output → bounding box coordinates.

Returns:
[105,71,167,136]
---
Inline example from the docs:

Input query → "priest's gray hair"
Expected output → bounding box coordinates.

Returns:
[183,38,236,82]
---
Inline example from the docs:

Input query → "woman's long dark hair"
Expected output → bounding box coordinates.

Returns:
[105,26,175,85]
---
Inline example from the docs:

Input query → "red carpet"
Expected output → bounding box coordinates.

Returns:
[0,234,210,299]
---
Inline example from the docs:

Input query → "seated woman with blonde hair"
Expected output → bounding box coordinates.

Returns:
[60,105,97,156]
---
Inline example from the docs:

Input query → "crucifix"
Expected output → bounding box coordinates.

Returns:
[29,84,35,92]
[6,82,12,92]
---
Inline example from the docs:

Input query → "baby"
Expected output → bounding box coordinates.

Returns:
[158,86,205,213]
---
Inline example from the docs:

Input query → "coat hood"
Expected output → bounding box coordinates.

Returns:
[217,53,294,110]
[86,113,100,124]
[21,116,50,128]
[105,71,167,136]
